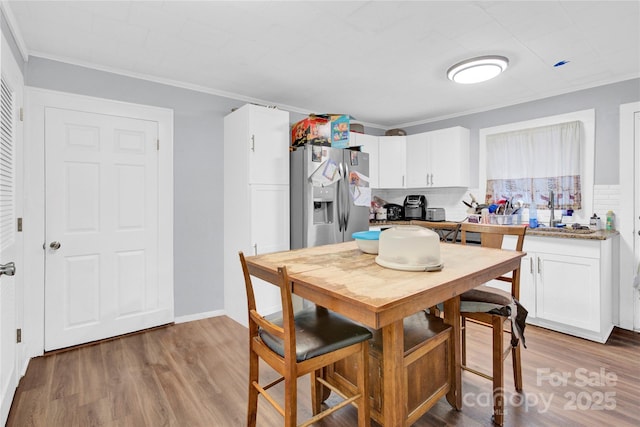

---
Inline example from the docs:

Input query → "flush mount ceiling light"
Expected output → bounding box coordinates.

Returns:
[447,55,509,84]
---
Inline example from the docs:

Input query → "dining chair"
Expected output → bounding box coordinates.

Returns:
[458,223,527,426]
[239,252,372,427]
[420,221,462,243]
[420,221,462,316]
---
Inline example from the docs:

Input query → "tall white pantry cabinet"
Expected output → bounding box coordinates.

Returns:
[223,104,290,326]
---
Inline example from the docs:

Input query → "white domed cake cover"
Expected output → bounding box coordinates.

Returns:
[375,226,443,271]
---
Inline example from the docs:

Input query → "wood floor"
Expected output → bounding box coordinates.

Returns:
[7,316,640,426]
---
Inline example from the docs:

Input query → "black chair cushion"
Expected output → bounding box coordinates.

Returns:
[460,284,528,348]
[460,284,513,313]
[259,306,372,362]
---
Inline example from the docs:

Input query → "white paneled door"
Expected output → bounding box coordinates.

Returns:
[44,107,166,351]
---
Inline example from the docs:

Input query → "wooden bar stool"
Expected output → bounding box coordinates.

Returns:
[239,252,372,427]
[459,223,527,426]
[420,221,462,243]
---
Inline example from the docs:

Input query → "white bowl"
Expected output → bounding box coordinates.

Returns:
[352,230,380,254]
[375,226,442,271]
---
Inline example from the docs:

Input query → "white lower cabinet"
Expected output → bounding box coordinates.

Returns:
[247,184,290,316]
[503,235,616,343]
[535,252,600,332]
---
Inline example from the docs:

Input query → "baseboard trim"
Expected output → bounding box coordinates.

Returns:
[174,310,225,324]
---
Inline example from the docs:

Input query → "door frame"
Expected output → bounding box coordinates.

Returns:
[619,101,640,331]
[23,87,174,359]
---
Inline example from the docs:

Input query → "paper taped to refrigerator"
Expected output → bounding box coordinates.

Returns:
[349,171,371,207]
[309,159,340,186]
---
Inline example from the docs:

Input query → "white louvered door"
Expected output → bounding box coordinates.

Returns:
[0,74,18,425]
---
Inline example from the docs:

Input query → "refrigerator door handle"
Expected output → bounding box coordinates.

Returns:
[344,162,351,229]
[337,162,344,231]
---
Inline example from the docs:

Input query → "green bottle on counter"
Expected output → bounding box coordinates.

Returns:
[606,210,614,231]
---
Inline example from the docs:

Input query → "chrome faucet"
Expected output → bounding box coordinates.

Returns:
[548,190,559,227]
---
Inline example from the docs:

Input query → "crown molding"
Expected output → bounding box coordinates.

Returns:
[29,52,395,128]
[1,1,29,62]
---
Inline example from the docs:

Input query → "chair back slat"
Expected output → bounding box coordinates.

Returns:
[460,223,527,299]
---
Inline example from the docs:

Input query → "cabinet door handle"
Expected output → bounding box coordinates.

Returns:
[253,243,257,256]
[402,175,405,187]
[251,135,255,152]
[529,257,533,274]
[537,256,541,274]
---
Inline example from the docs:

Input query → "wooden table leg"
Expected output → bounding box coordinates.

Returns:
[381,319,406,426]
[443,296,462,410]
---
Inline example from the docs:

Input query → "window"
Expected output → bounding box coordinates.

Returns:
[479,110,595,224]
[485,120,583,210]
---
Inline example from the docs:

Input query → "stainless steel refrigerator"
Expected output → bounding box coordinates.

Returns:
[291,144,370,249]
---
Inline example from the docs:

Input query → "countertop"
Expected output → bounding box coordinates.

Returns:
[525,227,618,240]
[369,220,619,241]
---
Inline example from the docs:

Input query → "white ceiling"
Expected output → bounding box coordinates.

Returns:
[5,1,640,128]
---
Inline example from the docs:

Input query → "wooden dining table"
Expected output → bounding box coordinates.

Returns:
[244,240,525,427]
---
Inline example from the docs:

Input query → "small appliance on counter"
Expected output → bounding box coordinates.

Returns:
[426,207,446,222]
[383,203,404,221]
[403,195,427,220]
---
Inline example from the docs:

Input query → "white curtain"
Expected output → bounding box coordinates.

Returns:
[485,121,582,210]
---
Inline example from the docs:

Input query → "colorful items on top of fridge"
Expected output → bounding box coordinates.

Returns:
[291,114,351,148]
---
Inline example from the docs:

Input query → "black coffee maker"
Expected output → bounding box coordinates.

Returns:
[383,203,404,221]
[403,195,427,220]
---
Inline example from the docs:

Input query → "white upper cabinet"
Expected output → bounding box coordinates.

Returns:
[406,133,429,188]
[350,132,379,188]
[244,105,290,185]
[378,136,406,188]
[406,126,470,188]
[427,126,470,187]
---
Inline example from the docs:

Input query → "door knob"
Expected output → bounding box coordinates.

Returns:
[0,262,16,276]
[49,241,61,250]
